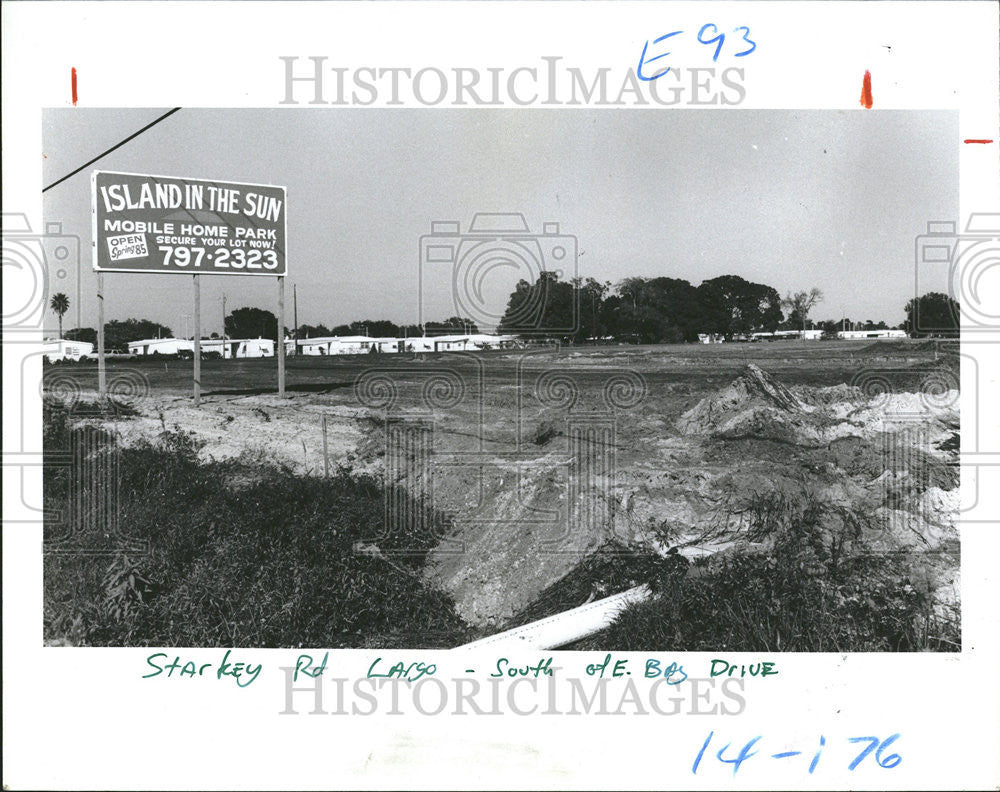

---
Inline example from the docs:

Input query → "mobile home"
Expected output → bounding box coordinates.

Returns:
[44,339,95,362]
[128,338,192,356]
[836,329,908,340]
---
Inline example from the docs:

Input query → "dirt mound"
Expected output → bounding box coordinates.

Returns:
[677,365,958,450]
[676,364,843,444]
[677,364,806,430]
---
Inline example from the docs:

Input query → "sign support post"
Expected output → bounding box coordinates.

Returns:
[193,274,201,406]
[97,272,106,400]
[277,276,286,397]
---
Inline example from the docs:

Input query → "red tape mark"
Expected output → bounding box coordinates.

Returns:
[964,139,994,144]
[71,67,78,106]
[860,70,873,109]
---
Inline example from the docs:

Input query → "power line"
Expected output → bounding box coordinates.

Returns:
[42,107,182,193]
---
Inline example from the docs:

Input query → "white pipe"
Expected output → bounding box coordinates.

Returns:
[456,584,651,651]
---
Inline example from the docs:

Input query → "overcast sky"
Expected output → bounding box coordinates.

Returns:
[42,108,956,335]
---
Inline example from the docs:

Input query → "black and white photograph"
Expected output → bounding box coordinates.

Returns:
[5,2,999,788]
[40,108,961,651]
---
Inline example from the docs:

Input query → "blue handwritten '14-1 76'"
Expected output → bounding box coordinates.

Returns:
[638,24,757,81]
[691,732,902,777]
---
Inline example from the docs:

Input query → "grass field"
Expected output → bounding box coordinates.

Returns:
[43,338,961,649]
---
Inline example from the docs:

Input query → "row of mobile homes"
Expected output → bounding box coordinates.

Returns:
[288,334,519,356]
[289,336,376,355]
[471,334,517,350]
[127,338,274,357]
[751,330,824,341]
[836,329,908,340]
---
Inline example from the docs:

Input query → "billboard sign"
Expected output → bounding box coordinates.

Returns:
[92,171,287,276]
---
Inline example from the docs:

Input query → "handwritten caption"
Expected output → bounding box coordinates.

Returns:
[141,651,778,688]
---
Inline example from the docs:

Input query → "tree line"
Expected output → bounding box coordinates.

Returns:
[50,281,959,353]
[496,273,959,342]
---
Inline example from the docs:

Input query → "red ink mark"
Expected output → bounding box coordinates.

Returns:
[860,71,874,107]
[964,139,994,144]
[860,70,873,108]
[71,67,78,106]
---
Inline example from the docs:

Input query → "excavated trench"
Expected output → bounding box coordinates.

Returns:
[399,362,961,629]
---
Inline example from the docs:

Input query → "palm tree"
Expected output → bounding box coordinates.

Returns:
[50,292,70,339]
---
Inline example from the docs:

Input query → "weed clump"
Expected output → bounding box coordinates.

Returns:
[578,506,960,652]
[43,401,471,647]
